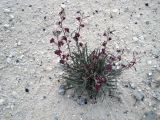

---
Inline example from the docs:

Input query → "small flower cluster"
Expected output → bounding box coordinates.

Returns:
[50,8,87,65]
[50,8,136,101]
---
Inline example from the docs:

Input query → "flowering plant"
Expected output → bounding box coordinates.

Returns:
[50,8,136,101]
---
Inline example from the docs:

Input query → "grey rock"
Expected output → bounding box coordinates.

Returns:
[133,90,145,101]
[77,97,87,105]
[6,57,12,63]
[71,95,78,101]
[54,116,59,120]
[153,91,160,101]
[143,111,157,120]
[58,85,65,95]
[129,82,136,89]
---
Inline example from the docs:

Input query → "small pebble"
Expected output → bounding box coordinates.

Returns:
[54,116,59,120]
[58,85,65,95]
[0,99,5,105]
[43,96,46,99]
[9,14,14,19]
[3,8,11,13]
[16,59,19,63]
[143,111,157,120]
[61,4,66,8]
[146,21,150,25]
[4,24,10,28]
[129,82,136,89]
[133,37,139,42]
[147,60,152,65]
[6,57,12,63]
[145,3,149,7]
[12,91,18,98]
[135,22,138,24]
[133,90,145,101]
[25,88,29,93]
[153,91,160,101]
[77,97,87,105]
[147,72,153,77]
[44,67,53,71]
[17,41,21,46]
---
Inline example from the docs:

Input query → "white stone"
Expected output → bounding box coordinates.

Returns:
[19,55,24,59]
[147,60,152,65]
[9,53,14,58]
[148,72,152,76]
[152,65,157,68]
[139,36,144,41]
[112,9,119,13]
[154,107,157,110]
[61,4,66,8]
[12,91,18,98]
[133,37,139,42]
[116,66,120,69]
[115,43,120,49]
[148,102,152,106]
[0,99,5,105]
[3,8,11,13]
[4,24,10,28]
[17,41,21,46]
[45,67,53,71]
[110,9,119,17]
[9,14,14,19]
[7,58,12,63]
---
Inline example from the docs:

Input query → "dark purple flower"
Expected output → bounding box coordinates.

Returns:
[64,28,69,33]
[102,41,107,47]
[121,64,126,68]
[80,24,85,27]
[76,17,81,21]
[59,8,64,15]
[79,42,83,47]
[102,48,105,54]
[108,37,112,40]
[106,64,112,72]
[96,76,106,83]
[103,32,107,36]
[62,55,66,59]
[117,49,121,52]
[61,16,66,20]
[60,59,65,64]
[54,50,62,56]
[61,36,67,41]
[117,55,121,61]
[110,56,116,61]
[73,36,78,41]
[50,38,55,43]
[95,83,101,92]
[57,21,61,25]
[75,33,80,37]
[58,40,64,47]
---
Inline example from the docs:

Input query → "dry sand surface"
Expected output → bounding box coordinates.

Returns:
[0,0,160,120]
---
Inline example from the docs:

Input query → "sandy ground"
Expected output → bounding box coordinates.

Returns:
[0,0,160,120]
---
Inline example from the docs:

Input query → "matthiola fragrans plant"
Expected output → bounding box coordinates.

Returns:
[50,8,136,102]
